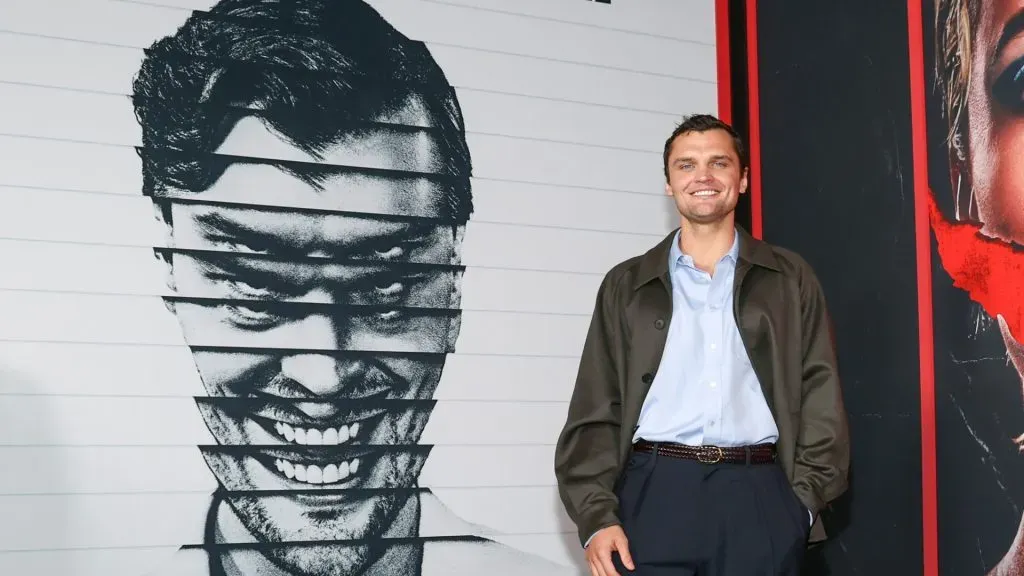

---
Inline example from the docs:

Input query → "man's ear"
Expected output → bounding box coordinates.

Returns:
[740,166,749,194]
[151,201,176,312]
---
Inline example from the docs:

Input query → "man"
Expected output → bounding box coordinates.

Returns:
[554,114,850,576]
[131,1,572,575]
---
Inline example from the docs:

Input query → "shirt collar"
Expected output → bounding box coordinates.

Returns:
[669,228,740,268]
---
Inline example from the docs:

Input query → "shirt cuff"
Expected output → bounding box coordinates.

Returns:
[807,508,813,527]
[584,532,597,549]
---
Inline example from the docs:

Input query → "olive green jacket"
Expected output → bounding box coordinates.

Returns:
[553,227,849,547]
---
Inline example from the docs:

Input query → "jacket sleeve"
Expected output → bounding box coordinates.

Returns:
[792,266,850,522]
[554,268,628,547]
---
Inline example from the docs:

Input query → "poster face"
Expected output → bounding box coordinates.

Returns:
[922,0,1024,573]
[0,0,716,575]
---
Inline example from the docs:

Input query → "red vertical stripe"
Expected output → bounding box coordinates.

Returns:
[745,0,762,239]
[715,0,732,124]
[906,1,938,574]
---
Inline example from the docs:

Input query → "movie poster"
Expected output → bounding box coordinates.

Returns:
[923,0,1024,573]
[0,1,715,574]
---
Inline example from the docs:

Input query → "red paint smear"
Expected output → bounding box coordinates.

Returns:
[927,190,1024,342]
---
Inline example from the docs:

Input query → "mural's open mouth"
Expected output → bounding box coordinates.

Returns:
[272,456,362,485]
[252,446,381,494]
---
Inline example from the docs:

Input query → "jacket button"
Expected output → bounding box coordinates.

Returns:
[654,319,665,330]
[641,373,654,384]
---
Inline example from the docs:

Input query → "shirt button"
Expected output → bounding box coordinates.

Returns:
[709,343,717,351]
[709,381,717,388]
[654,319,665,330]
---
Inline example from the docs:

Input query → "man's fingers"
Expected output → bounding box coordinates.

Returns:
[588,558,606,576]
[614,538,635,571]
[598,546,622,576]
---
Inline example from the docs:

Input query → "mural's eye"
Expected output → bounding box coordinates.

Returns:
[374,246,404,260]
[223,304,284,330]
[993,57,1024,112]
[375,281,404,297]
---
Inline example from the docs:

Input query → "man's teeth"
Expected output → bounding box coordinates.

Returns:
[274,422,361,445]
[275,458,361,484]
[693,189,718,196]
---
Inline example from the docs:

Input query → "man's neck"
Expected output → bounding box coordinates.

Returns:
[678,217,736,274]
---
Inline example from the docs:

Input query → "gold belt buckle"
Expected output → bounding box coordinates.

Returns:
[697,445,724,464]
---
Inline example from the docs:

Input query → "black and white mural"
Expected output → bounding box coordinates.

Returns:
[0,0,716,575]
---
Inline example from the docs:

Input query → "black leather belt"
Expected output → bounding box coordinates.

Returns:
[633,440,777,465]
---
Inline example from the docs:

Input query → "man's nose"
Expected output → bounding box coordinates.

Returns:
[280,353,365,397]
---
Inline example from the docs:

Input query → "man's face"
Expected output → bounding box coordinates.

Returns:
[153,100,463,576]
[964,0,1024,244]
[663,128,747,225]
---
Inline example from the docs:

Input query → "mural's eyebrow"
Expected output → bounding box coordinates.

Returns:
[192,210,300,255]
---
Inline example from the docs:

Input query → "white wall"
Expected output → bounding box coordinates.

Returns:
[0,0,718,574]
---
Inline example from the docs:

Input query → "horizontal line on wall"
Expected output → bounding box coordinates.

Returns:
[0,337,584,359]
[419,0,714,45]
[0,131,670,198]
[0,184,668,236]
[0,532,577,554]
[0,392,571,404]
[0,442,558,447]
[0,238,618,277]
[0,78,691,119]
[0,484,562,497]
[112,0,712,46]
[0,156,673,202]
[0,27,713,85]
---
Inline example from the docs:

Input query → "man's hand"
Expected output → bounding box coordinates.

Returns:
[585,525,634,576]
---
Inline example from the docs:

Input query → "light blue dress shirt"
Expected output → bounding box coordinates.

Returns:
[583,230,811,548]
[633,229,779,447]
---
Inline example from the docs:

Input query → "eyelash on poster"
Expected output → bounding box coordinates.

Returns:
[196,260,428,305]
[219,300,411,332]
[199,229,432,262]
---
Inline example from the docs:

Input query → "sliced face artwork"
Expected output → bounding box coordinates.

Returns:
[131,1,477,575]
[663,128,748,226]
[154,104,464,576]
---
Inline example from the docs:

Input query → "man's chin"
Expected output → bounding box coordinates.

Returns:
[223,493,400,576]
[261,542,377,576]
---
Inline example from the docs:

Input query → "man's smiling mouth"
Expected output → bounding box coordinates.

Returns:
[273,456,361,485]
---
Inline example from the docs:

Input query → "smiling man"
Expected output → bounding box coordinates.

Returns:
[554,114,850,576]
[130,1,572,575]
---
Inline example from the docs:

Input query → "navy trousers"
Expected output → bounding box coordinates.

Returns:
[611,447,809,576]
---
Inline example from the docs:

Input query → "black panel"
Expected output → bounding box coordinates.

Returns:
[755,1,923,574]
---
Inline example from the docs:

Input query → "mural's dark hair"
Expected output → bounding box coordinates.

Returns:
[132,0,473,223]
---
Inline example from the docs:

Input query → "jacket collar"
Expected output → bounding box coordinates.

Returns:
[632,225,780,291]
